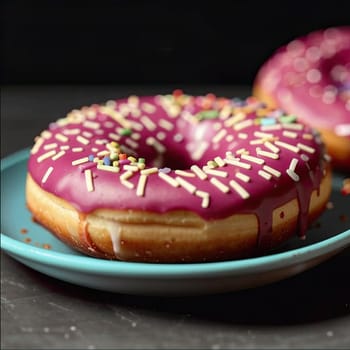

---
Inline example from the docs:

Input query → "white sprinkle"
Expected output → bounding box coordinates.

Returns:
[158,172,179,187]
[203,167,228,178]
[55,133,69,143]
[31,137,44,154]
[100,106,131,128]
[41,130,52,139]
[241,154,265,165]
[120,172,134,189]
[83,120,100,129]
[297,143,315,153]
[103,121,114,128]
[76,135,90,145]
[82,131,93,138]
[219,105,232,119]
[256,148,279,159]
[210,178,230,193]
[141,102,156,113]
[195,190,210,208]
[235,172,250,182]
[125,138,139,149]
[41,166,54,183]
[140,167,158,175]
[302,133,313,140]
[226,134,234,142]
[192,141,209,160]
[84,169,94,192]
[95,139,108,145]
[250,139,264,145]
[238,133,248,139]
[254,131,274,139]
[136,174,148,197]
[72,157,89,166]
[87,108,98,117]
[156,131,166,141]
[167,105,181,118]
[190,165,208,180]
[121,180,134,189]
[234,119,253,131]
[289,158,299,171]
[263,165,281,177]
[264,141,280,153]
[159,118,174,131]
[72,147,84,152]
[97,150,110,157]
[60,145,70,150]
[224,112,245,127]
[120,171,134,181]
[44,143,58,150]
[51,150,66,160]
[175,170,195,177]
[282,123,304,130]
[62,128,80,135]
[37,150,56,163]
[258,170,272,180]
[237,150,248,157]
[130,121,144,131]
[287,169,300,182]
[225,158,252,169]
[229,180,250,199]
[128,95,139,106]
[176,177,197,194]
[123,165,139,172]
[106,143,117,152]
[261,124,281,131]
[214,156,226,167]
[283,130,298,138]
[118,103,130,116]
[306,68,322,83]
[131,132,141,141]
[131,108,141,118]
[146,137,166,153]
[275,140,300,153]
[212,129,227,143]
[174,133,184,143]
[225,151,234,159]
[97,164,120,173]
[140,115,157,131]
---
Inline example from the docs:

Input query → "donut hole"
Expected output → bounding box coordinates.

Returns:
[136,120,220,170]
[138,146,214,170]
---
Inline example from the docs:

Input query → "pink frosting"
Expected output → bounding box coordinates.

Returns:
[254,26,350,137]
[28,93,329,246]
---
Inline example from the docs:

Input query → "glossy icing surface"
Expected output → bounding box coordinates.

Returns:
[254,26,350,136]
[28,92,329,242]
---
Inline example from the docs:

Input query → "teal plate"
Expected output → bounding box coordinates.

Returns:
[1,149,350,296]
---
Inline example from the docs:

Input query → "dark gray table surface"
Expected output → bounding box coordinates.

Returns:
[1,85,350,350]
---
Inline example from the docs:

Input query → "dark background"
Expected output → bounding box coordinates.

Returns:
[2,0,350,86]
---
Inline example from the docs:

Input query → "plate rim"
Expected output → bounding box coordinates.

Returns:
[1,148,350,279]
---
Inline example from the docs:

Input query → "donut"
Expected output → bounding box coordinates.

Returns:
[26,91,332,263]
[253,26,350,171]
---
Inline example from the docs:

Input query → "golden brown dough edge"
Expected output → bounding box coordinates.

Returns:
[26,166,332,263]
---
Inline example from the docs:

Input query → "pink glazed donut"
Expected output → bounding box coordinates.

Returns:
[26,91,331,262]
[253,26,350,171]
